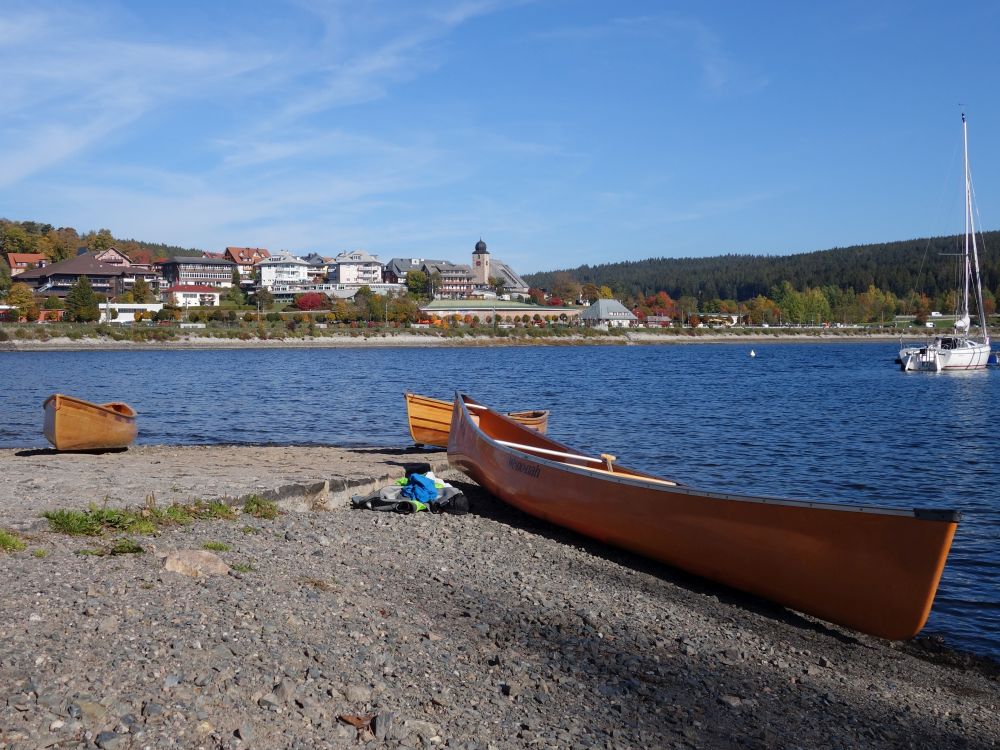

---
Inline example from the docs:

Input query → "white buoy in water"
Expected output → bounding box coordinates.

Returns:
[749,349,756,358]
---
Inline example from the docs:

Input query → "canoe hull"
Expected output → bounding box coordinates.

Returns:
[447,394,959,641]
[404,392,547,448]
[43,394,138,451]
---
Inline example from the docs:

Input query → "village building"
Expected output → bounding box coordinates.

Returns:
[383,258,447,285]
[328,250,382,285]
[14,254,125,298]
[223,247,270,286]
[159,256,236,288]
[163,284,223,307]
[301,253,332,281]
[269,282,405,306]
[579,298,638,328]
[93,247,132,266]
[5,253,48,276]
[255,253,311,289]
[420,299,582,324]
[470,239,529,297]
[421,261,475,299]
[100,302,164,323]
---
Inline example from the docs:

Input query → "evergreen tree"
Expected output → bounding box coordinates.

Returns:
[65,276,100,322]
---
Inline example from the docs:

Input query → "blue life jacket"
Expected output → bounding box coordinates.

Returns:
[399,473,439,502]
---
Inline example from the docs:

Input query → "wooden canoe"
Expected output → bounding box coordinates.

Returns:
[43,393,138,451]
[446,393,960,641]
[404,392,547,448]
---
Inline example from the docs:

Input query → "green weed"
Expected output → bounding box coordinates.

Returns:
[32,548,47,558]
[46,497,240,538]
[0,529,27,553]
[42,503,158,536]
[243,495,278,520]
[202,541,231,552]
[231,562,255,573]
[76,538,144,556]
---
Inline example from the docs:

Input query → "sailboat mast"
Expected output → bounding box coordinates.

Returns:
[963,113,990,346]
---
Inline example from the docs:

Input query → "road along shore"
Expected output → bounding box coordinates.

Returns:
[1,445,997,749]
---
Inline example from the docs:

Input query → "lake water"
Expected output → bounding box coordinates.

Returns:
[2,342,998,660]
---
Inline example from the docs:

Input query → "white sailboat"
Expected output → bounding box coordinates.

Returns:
[899,113,993,372]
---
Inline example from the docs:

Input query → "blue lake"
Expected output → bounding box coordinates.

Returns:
[2,342,998,660]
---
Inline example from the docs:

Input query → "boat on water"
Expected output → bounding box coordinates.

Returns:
[404,391,547,448]
[899,113,993,372]
[447,393,960,640]
[43,393,138,451]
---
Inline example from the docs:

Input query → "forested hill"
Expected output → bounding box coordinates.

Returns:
[523,232,1000,302]
[0,219,206,264]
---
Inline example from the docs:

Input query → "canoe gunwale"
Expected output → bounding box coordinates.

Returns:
[453,394,960,523]
[45,394,138,420]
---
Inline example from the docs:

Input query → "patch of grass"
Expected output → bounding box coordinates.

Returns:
[43,504,156,536]
[46,496,243,539]
[240,525,261,535]
[231,562,255,573]
[109,538,144,555]
[202,501,237,520]
[0,529,27,553]
[243,495,279,520]
[76,538,144,557]
[32,548,47,558]
[202,541,231,552]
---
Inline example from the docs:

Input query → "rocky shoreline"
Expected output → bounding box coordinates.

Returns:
[0,330,918,352]
[1,445,997,749]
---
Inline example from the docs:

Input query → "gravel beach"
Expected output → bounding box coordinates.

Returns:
[1,445,998,749]
[0,330,915,353]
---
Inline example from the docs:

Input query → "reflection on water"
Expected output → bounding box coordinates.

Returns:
[2,343,998,659]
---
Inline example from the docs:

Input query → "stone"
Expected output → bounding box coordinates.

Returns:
[97,615,119,634]
[235,723,255,742]
[373,711,396,740]
[95,731,125,749]
[163,550,231,578]
[345,684,371,703]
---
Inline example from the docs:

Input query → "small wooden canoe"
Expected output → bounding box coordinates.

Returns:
[404,392,547,448]
[43,393,138,451]
[446,393,960,641]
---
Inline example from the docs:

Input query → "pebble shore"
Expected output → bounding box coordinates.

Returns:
[1,445,998,749]
[0,330,916,353]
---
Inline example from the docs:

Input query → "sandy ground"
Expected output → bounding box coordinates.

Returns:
[0,445,450,526]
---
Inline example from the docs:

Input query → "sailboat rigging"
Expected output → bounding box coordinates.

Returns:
[899,113,993,372]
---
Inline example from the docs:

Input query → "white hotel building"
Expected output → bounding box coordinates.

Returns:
[256,253,312,290]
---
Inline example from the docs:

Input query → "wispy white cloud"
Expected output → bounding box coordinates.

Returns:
[537,13,767,96]
[0,4,271,188]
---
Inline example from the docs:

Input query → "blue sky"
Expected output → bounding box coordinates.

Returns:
[2,1,1000,274]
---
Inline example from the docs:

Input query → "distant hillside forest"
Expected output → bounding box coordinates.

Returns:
[0,219,205,265]
[524,233,1000,323]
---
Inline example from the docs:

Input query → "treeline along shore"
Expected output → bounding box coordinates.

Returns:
[1,444,999,748]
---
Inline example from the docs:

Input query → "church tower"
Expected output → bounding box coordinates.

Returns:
[472,238,490,285]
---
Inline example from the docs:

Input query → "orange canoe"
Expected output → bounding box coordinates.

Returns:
[446,393,960,640]
[404,392,547,448]
[43,393,138,451]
